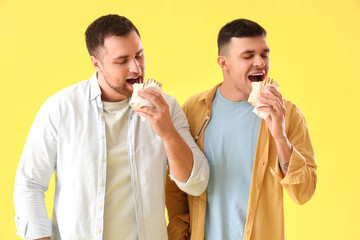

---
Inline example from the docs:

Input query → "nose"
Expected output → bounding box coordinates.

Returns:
[129,57,141,74]
[253,55,265,68]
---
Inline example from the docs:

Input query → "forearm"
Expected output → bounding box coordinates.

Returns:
[274,134,292,176]
[163,128,193,182]
[275,146,317,204]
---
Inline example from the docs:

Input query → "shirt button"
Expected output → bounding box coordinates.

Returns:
[100,158,105,163]
[100,181,104,186]
[97,229,101,233]
[98,205,102,210]
[100,113,104,118]
[100,135,104,139]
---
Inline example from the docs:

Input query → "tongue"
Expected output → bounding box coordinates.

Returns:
[248,75,262,82]
[126,79,137,85]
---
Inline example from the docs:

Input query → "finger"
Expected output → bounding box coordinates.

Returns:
[268,86,283,102]
[144,89,167,105]
[260,92,278,101]
[138,91,163,108]
[259,98,281,113]
[134,106,158,117]
[256,106,277,121]
[134,109,152,120]
[256,106,273,113]
[261,92,286,116]
[269,87,285,111]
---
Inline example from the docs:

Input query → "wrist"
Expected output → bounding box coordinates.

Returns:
[161,126,178,142]
[274,134,292,159]
[273,133,288,145]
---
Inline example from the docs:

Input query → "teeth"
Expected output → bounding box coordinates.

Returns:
[249,73,263,76]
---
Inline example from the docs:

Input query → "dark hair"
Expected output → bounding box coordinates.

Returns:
[217,19,267,55]
[85,14,140,57]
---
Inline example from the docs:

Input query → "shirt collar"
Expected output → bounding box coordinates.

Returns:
[200,82,222,105]
[89,71,102,101]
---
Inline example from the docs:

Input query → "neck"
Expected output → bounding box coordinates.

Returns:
[219,81,249,102]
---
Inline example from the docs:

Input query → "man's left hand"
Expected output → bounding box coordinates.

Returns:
[133,89,177,141]
[257,86,286,141]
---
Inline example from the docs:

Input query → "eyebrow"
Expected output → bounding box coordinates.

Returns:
[113,49,144,60]
[241,49,270,54]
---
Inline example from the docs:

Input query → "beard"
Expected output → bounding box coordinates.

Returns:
[103,74,133,98]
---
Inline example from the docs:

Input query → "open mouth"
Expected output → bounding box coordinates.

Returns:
[248,73,265,82]
[126,76,141,85]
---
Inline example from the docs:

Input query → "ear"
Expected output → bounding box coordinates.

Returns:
[91,56,102,73]
[217,56,229,71]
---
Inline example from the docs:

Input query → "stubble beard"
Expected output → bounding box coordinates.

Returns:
[103,74,132,98]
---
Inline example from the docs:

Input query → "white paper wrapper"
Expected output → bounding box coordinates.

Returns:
[253,107,270,120]
[130,82,163,109]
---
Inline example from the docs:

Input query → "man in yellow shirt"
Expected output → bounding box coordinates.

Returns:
[166,18,317,240]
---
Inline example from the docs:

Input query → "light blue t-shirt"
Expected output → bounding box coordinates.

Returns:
[204,88,261,240]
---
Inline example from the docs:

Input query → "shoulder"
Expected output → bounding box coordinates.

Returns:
[161,92,183,116]
[46,80,90,105]
[182,87,217,116]
[162,92,177,103]
[284,99,305,119]
[39,80,91,116]
[183,88,212,107]
[283,99,309,133]
[53,80,90,100]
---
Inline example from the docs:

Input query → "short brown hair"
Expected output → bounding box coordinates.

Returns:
[85,14,140,57]
[217,19,267,55]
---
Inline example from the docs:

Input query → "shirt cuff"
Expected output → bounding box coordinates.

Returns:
[15,216,52,239]
[169,148,209,196]
[270,146,306,185]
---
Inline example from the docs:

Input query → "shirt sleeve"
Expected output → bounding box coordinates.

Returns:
[166,95,209,197]
[270,102,317,205]
[14,97,58,239]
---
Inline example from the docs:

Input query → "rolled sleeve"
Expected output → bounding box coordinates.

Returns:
[270,147,306,185]
[15,216,52,239]
[166,94,210,196]
[14,97,57,239]
[169,146,209,196]
[270,102,317,204]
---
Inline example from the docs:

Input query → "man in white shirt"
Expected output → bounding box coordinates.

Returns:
[14,14,209,240]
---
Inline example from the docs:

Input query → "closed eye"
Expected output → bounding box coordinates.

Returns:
[243,55,253,59]
[115,59,128,64]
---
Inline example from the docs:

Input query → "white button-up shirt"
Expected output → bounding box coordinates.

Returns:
[14,72,209,240]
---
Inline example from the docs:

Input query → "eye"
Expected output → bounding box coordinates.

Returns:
[261,54,269,58]
[135,52,143,59]
[242,54,253,59]
[116,59,128,64]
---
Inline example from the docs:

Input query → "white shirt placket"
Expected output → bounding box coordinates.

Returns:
[94,95,107,239]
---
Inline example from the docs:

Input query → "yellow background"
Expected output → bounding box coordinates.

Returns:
[1,0,359,239]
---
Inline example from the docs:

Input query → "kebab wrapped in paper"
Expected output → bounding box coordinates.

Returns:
[248,76,279,119]
[130,78,163,109]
